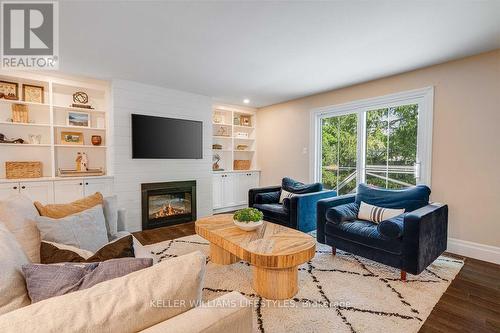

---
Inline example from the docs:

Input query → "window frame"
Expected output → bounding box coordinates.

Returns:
[310,87,434,188]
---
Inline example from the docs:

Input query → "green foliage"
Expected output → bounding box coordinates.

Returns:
[233,208,263,223]
[321,104,418,191]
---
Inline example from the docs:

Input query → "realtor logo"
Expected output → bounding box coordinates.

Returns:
[1,1,58,69]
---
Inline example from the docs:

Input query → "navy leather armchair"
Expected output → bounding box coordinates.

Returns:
[249,178,337,233]
[317,184,448,280]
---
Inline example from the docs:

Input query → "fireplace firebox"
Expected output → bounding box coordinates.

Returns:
[141,181,196,230]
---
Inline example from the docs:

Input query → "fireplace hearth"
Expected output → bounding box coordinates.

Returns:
[141,181,196,230]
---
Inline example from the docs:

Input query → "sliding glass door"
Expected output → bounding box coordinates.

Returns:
[314,88,433,192]
[365,104,418,189]
[321,114,357,194]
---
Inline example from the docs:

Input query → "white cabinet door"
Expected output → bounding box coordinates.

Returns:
[54,179,84,203]
[0,183,19,201]
[20,181,54,204]
[236,173,249,205]
[222,173,236,207]
[84,178,113,197]
[248,172,260,189]
[212,174,224,209]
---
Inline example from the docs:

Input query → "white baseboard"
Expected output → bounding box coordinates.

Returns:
[447,238,500,265]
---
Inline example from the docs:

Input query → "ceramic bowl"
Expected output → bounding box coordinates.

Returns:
[233,219,263,231]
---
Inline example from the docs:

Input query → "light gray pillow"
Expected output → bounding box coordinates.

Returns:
[36,205,108,252]
[22,258,153,303]
[102,196,118,240]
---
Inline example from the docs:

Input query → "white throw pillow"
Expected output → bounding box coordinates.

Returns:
[36,204,109,252]
[0,223,30,315]
[279,189,296,204]
[0,194,41,263]
[0,251,206,333]
[358,201,405,224]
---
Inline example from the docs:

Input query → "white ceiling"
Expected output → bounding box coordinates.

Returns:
[59,1,500,107]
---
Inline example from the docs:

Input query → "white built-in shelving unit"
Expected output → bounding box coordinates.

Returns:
[212,104,258,172]
[0,71,110,181]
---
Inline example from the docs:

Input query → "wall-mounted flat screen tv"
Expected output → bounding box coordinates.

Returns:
[131,114,203,159]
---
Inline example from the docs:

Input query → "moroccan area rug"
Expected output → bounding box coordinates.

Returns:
[135,235,464,333]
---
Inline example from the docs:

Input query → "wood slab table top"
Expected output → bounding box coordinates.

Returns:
[195,214,316,269]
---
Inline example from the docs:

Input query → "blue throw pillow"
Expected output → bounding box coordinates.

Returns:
[325,203,359,224]
[355,183,430,212]
[377,214,405,239]
[282,177,322,194]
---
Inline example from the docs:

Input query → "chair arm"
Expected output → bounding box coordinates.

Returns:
[316,194,356,243]
[288,190,337,232]
[248,185,281,207]
[403,203,448,274]
[117,208,127,232]
[139,291,253,333]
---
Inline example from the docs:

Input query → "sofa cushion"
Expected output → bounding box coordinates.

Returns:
[253,203,289,221]
[0,223,30,315]
[0,194,41,262]
[23,257,153,303]
[255,191,280,204]
[40,235,135,264]
[102,195,119,240]
[325,219,403,254]
[34,192,103,219]
[355,183,430,212]
[279,188,296,203]
[0,251,206,333]
[377,214,405,239]
[282,177,322,194]
[325,202,359,224]
[36,204,109,252]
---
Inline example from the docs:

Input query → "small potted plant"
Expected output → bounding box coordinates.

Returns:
[233,208,264,231]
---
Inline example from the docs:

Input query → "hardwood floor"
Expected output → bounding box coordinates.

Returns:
[133,223,500,333]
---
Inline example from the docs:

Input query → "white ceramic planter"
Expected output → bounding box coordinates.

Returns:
[233,219,263,231]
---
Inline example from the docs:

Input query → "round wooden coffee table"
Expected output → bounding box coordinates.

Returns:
[195,214,316,300]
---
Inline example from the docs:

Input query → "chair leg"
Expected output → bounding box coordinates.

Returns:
[401,270,406,281]
[332,246,336,256]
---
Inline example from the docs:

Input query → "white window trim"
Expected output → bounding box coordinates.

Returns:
[309,86,434,187]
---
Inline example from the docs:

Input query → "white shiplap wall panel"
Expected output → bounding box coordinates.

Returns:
[111,80,213,231]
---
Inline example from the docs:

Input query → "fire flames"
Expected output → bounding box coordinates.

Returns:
[152,203,186,219]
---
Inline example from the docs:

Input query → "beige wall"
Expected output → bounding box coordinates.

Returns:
[257,49,500,247]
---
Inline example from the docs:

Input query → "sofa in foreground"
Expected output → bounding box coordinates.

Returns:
[317,184,448,280]
[0,194,253,333]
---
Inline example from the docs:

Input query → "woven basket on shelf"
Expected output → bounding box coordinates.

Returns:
[233,160,251,170]
[5,161,42,179]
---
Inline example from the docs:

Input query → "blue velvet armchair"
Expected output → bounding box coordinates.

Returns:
[249,178,337,232]
[317,184,448,280]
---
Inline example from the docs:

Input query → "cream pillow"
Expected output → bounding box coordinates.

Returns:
[0,251,206,333]
[279,189,296,204]
[358,201,405,224]
[0,194,41,263]
[0,223,30,315]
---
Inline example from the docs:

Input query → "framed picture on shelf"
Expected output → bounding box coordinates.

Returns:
[22,84,44,103]
[61,131,84,145]
[67,111,90,127]
[240,115,251,127]
[0,81,19,100]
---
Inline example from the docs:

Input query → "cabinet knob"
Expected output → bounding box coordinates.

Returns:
[85,182,89,185]
[21,186,25,189]
[13,186,17,190]
[79,183,83,186]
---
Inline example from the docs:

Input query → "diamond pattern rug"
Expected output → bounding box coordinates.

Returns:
[136,235,463,333]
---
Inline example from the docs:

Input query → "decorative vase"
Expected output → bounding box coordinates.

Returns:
[233,219,263,231]
[91,135,102,146]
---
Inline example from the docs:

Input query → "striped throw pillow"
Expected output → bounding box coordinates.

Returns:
[358,201,405,224]
[279,189,296,204]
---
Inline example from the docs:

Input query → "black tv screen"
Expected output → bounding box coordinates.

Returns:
[131,114,203,159]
